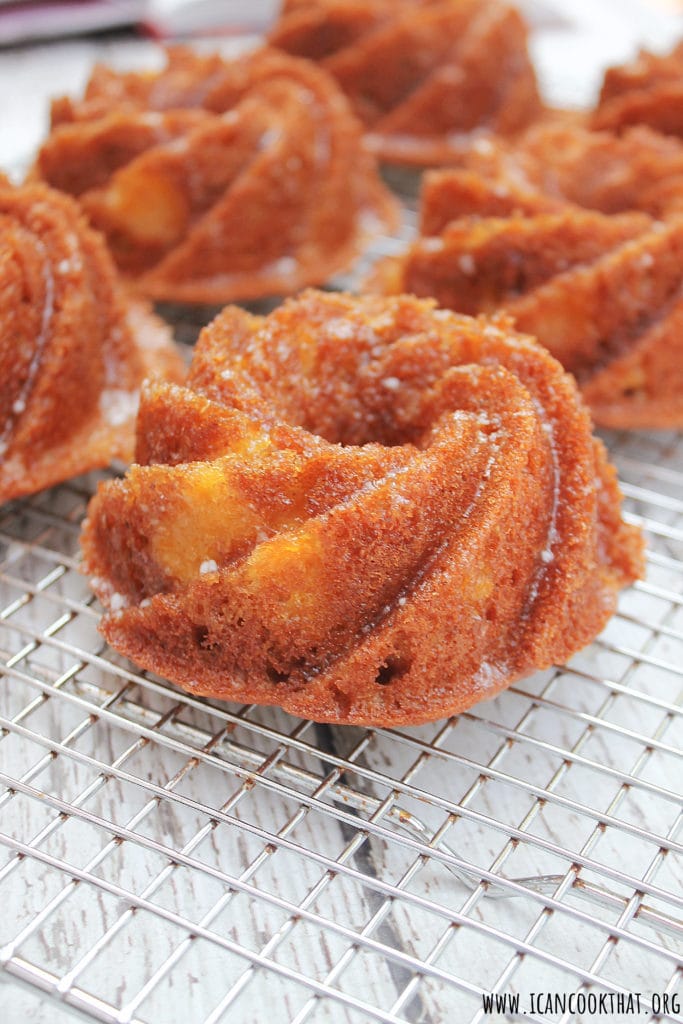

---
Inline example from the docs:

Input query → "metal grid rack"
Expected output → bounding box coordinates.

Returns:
[0,355,682,1024]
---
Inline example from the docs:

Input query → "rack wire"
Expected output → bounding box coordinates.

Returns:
[1,207,683,1024]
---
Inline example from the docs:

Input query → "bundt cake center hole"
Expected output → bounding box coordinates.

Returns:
[301,412,423,450]
[295,380,431,449]
[375,654,410,686]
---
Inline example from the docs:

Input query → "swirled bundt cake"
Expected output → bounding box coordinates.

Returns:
[594,41,683,137]
[0,183,184,504]
[81,291,643,726]
[369,206,683,428]
[33,46,398,303]
[422,122,683,225]
[268,0,542,166]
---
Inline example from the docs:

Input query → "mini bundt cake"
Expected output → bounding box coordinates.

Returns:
[369,208,683,428]
[82,291,643,726]
[422,122,683,225]
[268,0,542,166]
[33,46,398,304]
[0,183,184,503]
[594,40,683,137]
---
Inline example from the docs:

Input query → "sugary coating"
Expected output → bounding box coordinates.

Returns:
[421,121,683,228]
[594,41,683,137]
[369,206,683,428]
[33,46,398,304]
[82,291,643,726]
[0,183,184,504]
[269,0,542,166]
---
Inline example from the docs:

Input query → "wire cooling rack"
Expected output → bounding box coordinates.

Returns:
[1,312,683,1024]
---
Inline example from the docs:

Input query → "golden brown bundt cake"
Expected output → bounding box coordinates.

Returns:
[421,121,683,227]
[594,40,683,137]
[269,0,542,166]
[369,207,683,428]
[81,291,643,726]
[0,182,184,504]
[33,46,398,304]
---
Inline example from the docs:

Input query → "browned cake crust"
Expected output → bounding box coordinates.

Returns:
[0,183,184,504]
[594,40,683,137]
[269,0,542,166]
[81,291,643,726]
[33,46,398,304]
[420,121,683,225]
[369,204,683,429]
